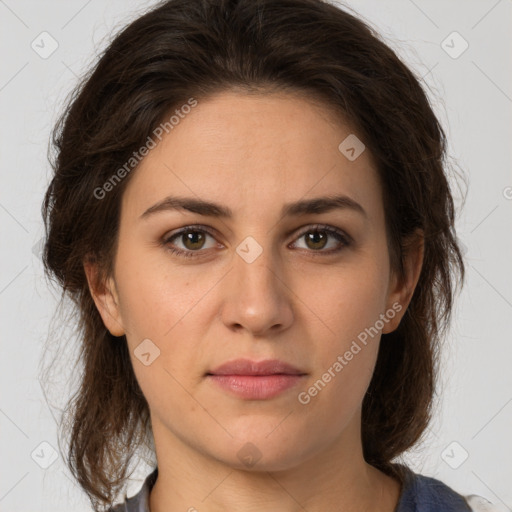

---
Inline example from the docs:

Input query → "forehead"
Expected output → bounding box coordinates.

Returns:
[121,91,383,223]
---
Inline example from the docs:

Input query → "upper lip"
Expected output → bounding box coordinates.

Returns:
[207,358,306,376]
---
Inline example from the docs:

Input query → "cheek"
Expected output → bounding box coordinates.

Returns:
[298,314,382,433]
[297,257,390,345]
[294,259,388,408]
[114,248,217,391]
[115,243,207,340]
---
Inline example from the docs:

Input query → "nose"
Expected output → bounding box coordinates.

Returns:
[219,240,294,337]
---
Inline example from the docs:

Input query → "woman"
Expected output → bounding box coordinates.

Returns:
[41,0,498,510]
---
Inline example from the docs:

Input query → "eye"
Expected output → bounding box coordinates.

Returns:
[162,225,219,258]
[161,223,351,259]
[290,224,351,254]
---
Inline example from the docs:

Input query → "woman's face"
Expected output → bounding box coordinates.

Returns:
[86,91,422,471]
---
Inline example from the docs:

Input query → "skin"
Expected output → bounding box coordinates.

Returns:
[85,90,424,511]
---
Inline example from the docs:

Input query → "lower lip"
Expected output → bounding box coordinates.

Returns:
[207,374,305,400]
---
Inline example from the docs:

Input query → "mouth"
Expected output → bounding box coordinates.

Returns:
[206,358,307,400]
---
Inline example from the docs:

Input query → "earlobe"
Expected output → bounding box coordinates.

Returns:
[382,229,424,334]
[83,260,125,337]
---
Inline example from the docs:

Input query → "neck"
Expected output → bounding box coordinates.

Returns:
[148,416,401,512]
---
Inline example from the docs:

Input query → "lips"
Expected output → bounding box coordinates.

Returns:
[208,358,305,377]
[206,359,307,400]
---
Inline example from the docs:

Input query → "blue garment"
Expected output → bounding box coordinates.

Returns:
[396,466,471,511]
[109,465,472,511]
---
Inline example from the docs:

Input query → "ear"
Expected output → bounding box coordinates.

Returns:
[382,229,424,334]
[83,259,126,337]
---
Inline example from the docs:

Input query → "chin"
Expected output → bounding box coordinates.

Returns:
[212,427,317,473]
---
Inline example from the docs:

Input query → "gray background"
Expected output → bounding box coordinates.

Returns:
[0,0,511,510]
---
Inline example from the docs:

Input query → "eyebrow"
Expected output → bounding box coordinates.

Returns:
[140,194,367,220]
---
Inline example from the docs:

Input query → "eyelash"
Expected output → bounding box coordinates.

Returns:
[161,223,352,259]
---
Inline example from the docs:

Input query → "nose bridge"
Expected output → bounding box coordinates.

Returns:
[234,234,282,300]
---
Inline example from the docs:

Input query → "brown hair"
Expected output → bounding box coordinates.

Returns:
[41,0,465,509]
